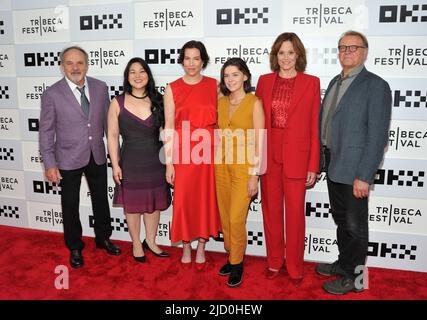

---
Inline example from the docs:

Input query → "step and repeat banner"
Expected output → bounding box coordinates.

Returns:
[1,0,426,272]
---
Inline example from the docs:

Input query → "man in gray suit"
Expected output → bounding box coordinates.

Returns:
[316,31,391,294]
[39,46,121,269]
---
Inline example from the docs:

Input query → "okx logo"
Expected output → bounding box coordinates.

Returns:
[0,147,14,161]
[24,51,61,67]
[0,20,4,35]
[33,180,61,195]
[305,201,331,218]
[379,4,427,23]
[28,118,39,132]
[109,85,123,100]
[306,47,338,65]
[89,215,128,232]
[394,89,427,108]
[368,241,417,260]
[80,14,123,30]
[247,230,263,246]
[375,169,425,187]
[217,7,269,25]
[0,86,9,100]
[0,205,19,219]
[145,48,181,65]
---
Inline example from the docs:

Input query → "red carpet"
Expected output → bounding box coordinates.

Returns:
[0,225,426,300]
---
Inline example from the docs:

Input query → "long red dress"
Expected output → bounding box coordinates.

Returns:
[170,76,221,243]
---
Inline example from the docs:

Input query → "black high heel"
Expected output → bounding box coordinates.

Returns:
[133,255,146,263]
[142,239,170,258]
[132,244,146,263]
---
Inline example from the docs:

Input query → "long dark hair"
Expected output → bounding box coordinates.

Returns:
[219,57,252,96]
[122,57,164,127]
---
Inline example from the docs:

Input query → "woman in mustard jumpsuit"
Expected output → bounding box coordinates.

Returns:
[215,58,265,287]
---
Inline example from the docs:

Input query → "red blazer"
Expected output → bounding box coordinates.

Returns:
[256,72,320,178]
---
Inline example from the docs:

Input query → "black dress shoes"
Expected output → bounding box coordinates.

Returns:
[316,260,346,277]
[323,276,364,295]
[218,261,232,276]
[142,239,170,257]
[227,262,243,287]
[95,239,122,255]
[70,249,84,269]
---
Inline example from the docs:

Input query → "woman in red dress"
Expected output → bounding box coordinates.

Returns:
[163,40,221,269]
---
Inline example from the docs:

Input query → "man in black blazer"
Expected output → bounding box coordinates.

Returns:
[317,31,392,295]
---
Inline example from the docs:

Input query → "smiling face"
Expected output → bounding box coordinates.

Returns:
[277,40,297,74]
[182,48,203,77]
[223,65,247,94]
[61,48,89,87]
[338,35,368,74]
[128,62,148,91]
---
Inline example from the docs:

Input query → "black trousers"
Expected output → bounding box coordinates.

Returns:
[324,147,368,278]
[59,154,112,251]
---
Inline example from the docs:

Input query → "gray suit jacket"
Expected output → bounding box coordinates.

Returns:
[39,76,110,171]
[319,67,392,185]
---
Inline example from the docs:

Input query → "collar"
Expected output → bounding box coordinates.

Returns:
[340,64,364,80]
[65,76,88,91]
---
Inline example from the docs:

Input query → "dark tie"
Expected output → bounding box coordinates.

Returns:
[77,86,90,117]
[323,77,345,148]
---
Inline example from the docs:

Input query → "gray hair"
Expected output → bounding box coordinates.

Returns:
[60,45,89,64]
[338,30,369,48]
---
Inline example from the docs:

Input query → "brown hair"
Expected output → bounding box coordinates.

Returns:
[219,58,252,96]
[178,40,210,69]
[269,32,306,72]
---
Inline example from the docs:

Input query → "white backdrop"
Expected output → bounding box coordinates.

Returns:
[0,0,426,272]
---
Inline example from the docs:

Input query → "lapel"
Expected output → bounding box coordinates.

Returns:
[334,67,368,114]
[263,73,277,128]
[320,74,340,120]
[86,77,95,119]
[287,72,308,119]
[324,76,340,101]
[58,77,87,118]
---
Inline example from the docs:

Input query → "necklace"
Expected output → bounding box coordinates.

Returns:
[130,91,148,100]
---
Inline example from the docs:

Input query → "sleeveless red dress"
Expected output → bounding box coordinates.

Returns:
[170,76,221,243]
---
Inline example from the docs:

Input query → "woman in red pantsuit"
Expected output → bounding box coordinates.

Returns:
[255,33,320,285]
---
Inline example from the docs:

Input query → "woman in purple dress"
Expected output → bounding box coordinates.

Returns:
[108,57,171,262]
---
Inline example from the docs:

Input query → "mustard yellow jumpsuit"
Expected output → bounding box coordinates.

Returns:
[215,93,258,265]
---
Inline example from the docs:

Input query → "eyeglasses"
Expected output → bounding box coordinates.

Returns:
[338,45,367,53]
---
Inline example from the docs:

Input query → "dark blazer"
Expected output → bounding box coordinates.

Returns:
[39,76,110,171]
[319,67,392,185]
[256,72,321,178]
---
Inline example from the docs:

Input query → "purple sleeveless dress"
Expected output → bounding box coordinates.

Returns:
[112,94,171,213]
